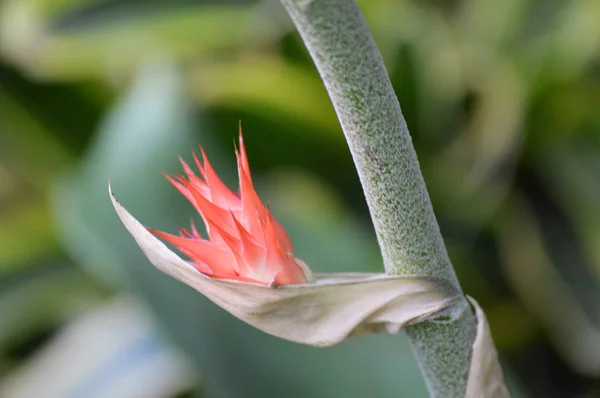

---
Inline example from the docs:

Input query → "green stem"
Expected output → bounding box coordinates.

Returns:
[279,0,477,396]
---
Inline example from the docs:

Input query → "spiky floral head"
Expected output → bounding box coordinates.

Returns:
[149,128,312,286]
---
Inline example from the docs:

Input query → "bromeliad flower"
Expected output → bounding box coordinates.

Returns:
[147,129,312,286]
[110,127,503,394]
[109,128,458,346]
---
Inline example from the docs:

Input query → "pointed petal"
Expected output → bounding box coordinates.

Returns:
[187,182,237,238]
[264,210,307,284]
[272,219,294,254]
[179,157,197,180]
[189,220,203,240]
[205,218,250,277]
[238,123,252,183]
[179,227,194,239]
[192,151,206,178]
[237,152,264,239]
[164,173,193,204]
[200,147,240,208]
[263,210,288,271]
[231,212,266,275]
[164,172,211,222]
[148,228,235,275]
[179,157,211,200]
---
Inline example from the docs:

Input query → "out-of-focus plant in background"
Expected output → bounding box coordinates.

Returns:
[0,0,599,397]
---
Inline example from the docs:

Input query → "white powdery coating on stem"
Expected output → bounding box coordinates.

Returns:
[279,1,479,397]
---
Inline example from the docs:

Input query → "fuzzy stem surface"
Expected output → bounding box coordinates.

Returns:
[279,0,478,396]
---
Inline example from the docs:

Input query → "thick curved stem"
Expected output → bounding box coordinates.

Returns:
[279,0,478,396]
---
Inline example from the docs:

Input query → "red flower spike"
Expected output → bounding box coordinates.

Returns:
[149,129,311,286]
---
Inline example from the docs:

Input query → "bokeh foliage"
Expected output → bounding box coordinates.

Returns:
[1,0,600,396]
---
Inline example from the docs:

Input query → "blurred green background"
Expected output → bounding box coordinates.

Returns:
[1,0,600,397]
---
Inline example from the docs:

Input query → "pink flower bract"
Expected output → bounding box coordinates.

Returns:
[149,128,311,286]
